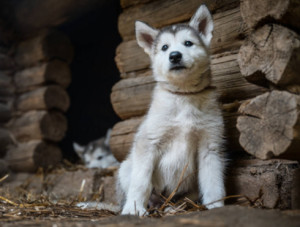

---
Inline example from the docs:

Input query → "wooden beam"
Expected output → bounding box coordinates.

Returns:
[118,0,240,40]
[15,30,74,67]
[16,85,70,112]
[10,110,67,142]
[6,140,62,172]
[14,60,71,92]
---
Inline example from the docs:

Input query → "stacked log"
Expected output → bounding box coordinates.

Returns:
[236,0,300,161]
[110,0,270,161]
[4,30,73,172]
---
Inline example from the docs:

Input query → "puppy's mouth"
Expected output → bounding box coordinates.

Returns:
[169,65,187,71]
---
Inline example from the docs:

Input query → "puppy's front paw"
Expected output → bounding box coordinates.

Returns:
[121,203,147,216]
[205,201,224,210]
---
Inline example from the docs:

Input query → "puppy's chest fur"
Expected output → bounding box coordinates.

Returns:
[139,85,222,194]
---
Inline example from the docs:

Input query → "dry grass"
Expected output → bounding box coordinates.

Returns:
[0,163,266,222]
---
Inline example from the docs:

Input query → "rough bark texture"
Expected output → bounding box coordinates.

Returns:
[237,91,300,160]
[238,24,300,91]
[111,76,155,119]
[5,140,62,172]
[110,117,143,162]
[240,0,300,32]
[16,85,70,112]
[120,0,155,9]
[115,7,248,74]
[226,159,299,209]
[15,30,74,67]
[14,60,71,91]
[10,110,67,142]
[118,0,240,40]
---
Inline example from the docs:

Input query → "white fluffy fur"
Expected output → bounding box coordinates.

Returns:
[117,5,225,216]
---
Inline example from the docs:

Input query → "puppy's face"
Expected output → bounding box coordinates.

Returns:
[136,5,213,90]
[152,26,210,85]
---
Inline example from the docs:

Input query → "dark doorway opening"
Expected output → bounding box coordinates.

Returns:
[58,0,121,162]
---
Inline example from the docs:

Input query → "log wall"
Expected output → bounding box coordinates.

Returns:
[0,30,73,173]
[236,0,300,160]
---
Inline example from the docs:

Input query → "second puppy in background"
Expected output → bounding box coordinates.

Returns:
[73,129,119,169]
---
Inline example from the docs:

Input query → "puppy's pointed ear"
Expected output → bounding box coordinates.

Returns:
[135,21,159,55]
[73,142,85,158]
[189,5,214,47]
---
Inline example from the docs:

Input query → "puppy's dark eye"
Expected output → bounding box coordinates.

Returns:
[97,156,103,160]
[162,44,168,51]
[184,41,193,47]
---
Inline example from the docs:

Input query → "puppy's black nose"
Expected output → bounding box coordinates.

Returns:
[169,51,182,64]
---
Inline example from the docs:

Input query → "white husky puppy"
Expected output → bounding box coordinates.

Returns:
[73,129,119,168]
[117,5,225,215]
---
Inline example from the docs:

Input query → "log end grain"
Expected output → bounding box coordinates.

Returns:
[238,24,300,88]
[6,140,62,172]
[237,91,300,160]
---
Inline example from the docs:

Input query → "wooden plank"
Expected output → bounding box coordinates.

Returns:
[120,0,156,9]
[116,7,248,74]
[118,0,240,40]
[14,60,71,91]
[110,117,143,161]
[16,85,70,112]
[6,140,62,172]
[111,76,156,119]
[10,110,67,142]
[15,30,74,67]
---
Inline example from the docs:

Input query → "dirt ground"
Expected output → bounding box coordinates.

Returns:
[1,163,300,226]
[1,205,300,227]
